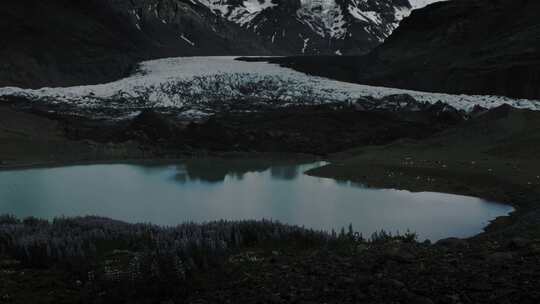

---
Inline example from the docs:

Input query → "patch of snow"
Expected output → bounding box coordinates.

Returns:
[180,34,196,46]
[198,0,277,26]
[131,9,141,21]
[198,0,230,16]
[348,7,382,25]
[391,0,447,25]
[409,0,447,10]
[347,0,412,41]
[297,0,347,39]
[390,5,411,31]
[301,37,310,54]
[393,6,410,20]
[243,0,276,13]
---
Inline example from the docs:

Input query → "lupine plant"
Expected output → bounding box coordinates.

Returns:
[0,215,332,280]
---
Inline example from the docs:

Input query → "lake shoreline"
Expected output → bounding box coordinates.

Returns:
[0,155,317,172]
[0,154,529,241]
[1,99,540,303]
[0,102,537,239]
[0,160,511,241]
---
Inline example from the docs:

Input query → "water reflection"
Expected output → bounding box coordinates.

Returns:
[172,159,307,183]
[270,165,300,180]
[0,160,513,241]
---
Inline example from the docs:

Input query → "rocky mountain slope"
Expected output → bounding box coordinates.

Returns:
[267,0,540,100]
[0,0,272,89]
[358,0,540,99]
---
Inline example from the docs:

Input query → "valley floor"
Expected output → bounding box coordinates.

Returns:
[0,98,540,303]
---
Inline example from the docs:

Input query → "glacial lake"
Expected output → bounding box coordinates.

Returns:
[0,160,513,241]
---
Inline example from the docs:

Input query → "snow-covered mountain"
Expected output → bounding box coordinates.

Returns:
[119,0,446,55]
[197,0,418,55]
[113,0,445,56]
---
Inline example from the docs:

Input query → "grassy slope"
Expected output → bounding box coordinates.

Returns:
[0,104,143,166]
[309,106,540,238]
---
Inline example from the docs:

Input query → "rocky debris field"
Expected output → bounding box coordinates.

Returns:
[189,236,540,304]
[0,94,466,164]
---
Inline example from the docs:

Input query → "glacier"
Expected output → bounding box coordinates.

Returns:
[0,56,538,119]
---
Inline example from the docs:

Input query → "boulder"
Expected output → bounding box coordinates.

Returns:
[130,110,177,141]
[505,237,531,250]
[487,252,515,264]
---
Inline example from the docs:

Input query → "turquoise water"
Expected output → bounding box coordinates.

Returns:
[0,161,513,241]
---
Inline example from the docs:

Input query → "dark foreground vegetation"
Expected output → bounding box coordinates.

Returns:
[0,215,336,303]
[0,215,539,304]
[0,215,404,303]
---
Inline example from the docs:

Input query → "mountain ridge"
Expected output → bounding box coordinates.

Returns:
[260,0,540,100]
[197,0,416,55]
[0,0,445,89]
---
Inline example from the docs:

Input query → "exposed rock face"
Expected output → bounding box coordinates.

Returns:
[103,0,275,55]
